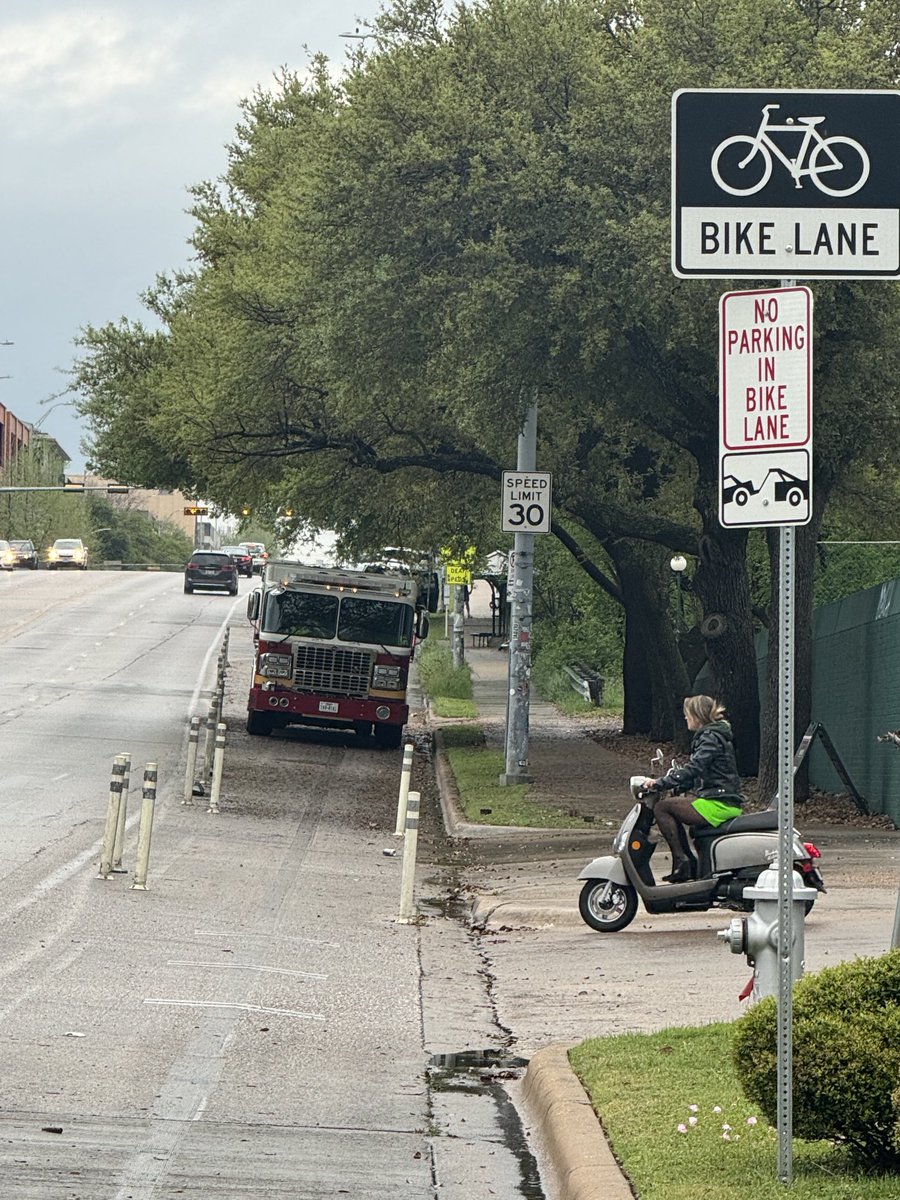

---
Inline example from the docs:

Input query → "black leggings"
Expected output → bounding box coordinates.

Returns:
[654,795,710,865]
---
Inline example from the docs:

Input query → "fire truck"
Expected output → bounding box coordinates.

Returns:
[245,562,429,746]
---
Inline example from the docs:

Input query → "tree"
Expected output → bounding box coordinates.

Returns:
[71,0,900,778]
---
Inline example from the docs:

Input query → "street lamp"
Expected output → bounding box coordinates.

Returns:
[670,554,687,629]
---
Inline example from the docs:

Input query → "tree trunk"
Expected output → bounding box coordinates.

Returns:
[610,541,692,746]
[692,525,760,775]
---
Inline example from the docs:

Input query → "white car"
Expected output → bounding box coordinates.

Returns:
[48,538,89,570]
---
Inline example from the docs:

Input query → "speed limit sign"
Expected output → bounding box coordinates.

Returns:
[501,471,552,534]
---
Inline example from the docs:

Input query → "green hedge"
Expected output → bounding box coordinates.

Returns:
[732,950,900,1169]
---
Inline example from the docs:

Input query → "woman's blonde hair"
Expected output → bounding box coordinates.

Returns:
[683,694,726,726]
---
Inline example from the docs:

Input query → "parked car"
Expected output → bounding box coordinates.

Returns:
[222,545,254,578]
[184,550,239,595]
[8,539,38,568]
[240,542,269,574]
[0,540,13,570]
[47,538,89,569]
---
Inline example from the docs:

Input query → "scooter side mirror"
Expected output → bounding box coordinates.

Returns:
[650,748,664,769]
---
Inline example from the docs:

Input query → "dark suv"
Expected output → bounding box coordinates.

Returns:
[8,539,38,569]
[184,551,239,595]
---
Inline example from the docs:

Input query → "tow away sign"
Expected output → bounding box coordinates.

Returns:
[719,286,813,528]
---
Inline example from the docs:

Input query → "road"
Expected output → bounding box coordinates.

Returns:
[0,570,538,1200]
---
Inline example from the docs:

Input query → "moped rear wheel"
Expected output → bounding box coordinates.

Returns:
[579,878,638,933]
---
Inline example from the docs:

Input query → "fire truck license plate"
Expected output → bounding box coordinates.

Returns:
[318,701,339,713]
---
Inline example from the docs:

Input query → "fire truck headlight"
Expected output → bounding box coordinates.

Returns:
[375,706,391,721]
[373,665,402,689]
[259,652,293,678]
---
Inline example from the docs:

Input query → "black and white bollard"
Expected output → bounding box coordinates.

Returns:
[202,699,217,780]
[397,791,420,924]
[183,716,201,804]
[112,752,131,873]
[131,763,158,891]
[98,755,127,879]
[394,743,415,837]
[208,723,226,814]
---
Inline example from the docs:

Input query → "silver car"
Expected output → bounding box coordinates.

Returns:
[48,538,89,570]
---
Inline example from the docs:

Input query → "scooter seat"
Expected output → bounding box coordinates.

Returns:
[691,810,779,839]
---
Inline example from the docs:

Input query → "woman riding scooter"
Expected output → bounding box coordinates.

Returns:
[641,695,743,884]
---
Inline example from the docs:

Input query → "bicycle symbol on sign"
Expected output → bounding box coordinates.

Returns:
[711,104,870,197]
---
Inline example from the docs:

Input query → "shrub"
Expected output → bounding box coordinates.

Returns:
[415,639,473,700]
[732,950,900,1169]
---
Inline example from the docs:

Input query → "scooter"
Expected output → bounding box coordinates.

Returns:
[577,775,826,932]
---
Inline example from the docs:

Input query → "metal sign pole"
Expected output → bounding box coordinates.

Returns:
[501,399,537,786]
[776,275,797,1185]
[777,523,795,1183]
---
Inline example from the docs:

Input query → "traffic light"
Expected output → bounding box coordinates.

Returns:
[184,505,209,516]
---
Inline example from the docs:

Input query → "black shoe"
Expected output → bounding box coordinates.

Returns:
[663,860,696,884]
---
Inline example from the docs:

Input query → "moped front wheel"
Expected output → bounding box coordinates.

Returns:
[579,878,638,933]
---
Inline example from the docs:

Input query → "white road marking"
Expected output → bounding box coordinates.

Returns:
[192,928,340,948]
[144,998,325,1020]
[167,959,326,980]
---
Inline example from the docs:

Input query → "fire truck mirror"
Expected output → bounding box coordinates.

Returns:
[247,591,260,622]
[417,613,430,640]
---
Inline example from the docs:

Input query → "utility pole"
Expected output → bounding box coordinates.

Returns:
[500,398,537,786]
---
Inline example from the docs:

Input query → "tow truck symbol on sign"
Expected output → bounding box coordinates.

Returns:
[720,451,812,527]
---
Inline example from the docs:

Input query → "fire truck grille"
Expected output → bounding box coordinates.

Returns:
[293,646,374,698]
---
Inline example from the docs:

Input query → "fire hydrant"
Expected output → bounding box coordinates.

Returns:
[718,859,818,1003]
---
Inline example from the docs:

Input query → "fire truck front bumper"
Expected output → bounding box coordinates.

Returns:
[250,685,408,727]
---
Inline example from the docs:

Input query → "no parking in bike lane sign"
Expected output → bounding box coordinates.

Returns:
[719,286,812,528]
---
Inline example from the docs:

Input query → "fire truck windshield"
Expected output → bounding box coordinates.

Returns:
[262,590,414,648]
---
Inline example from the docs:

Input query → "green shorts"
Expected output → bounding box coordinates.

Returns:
[692,797,743,827]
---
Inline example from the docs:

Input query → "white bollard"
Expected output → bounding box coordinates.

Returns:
[202,699,217,780]
[397,791,421,924]
[183,716,201,804]
[394,743,415,837]
[208,723,226,814]
[131,763,158,891]
[112,752,131,872]
[98,756,127,879]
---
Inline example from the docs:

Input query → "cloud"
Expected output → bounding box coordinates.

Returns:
[0,10,181,118]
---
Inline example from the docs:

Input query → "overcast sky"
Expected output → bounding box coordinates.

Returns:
[0,1,381,470]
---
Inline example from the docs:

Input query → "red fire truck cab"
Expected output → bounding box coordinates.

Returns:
[245,561,428,747]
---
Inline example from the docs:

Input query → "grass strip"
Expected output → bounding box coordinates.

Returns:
[446,743,586,828]
[569,1024,897,1199]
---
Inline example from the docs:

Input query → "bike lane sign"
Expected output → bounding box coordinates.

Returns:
[672,89,900,278]
[719,286,812,528]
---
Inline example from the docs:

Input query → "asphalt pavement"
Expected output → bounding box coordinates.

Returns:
[429,603,900,1200]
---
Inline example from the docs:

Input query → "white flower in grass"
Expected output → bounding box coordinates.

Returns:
[677,1123,688,1134]
[688,1116,698,1126]
[713,1105,722,1113]
[722,1123,732,1133]
[746,1116,758,1127]
[722,1132,732,1141]
[688,1104,699,1112]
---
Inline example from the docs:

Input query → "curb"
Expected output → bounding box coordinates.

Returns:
[522,1045,634,1200]
[428,720,635,1200]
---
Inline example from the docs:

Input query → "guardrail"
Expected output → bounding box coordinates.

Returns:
[563,663,605,706]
